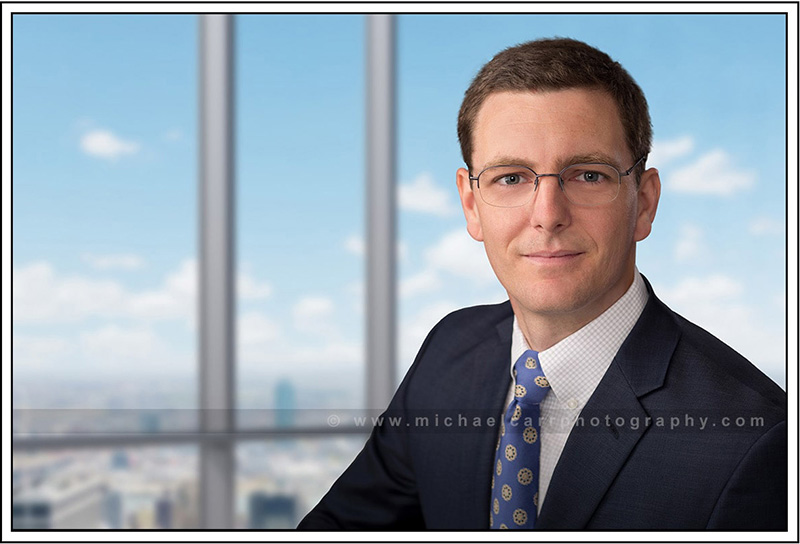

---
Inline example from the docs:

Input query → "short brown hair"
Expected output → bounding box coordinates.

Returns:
[457,38,652,177]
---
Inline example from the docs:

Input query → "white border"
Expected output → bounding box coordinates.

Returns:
[1,2,798,15]
[3,3,797,542]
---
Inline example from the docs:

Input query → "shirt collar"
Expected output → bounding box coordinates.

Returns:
[510,270,649,409]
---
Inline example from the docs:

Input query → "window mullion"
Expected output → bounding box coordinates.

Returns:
[365,14,397,412]
[198,13,236,530]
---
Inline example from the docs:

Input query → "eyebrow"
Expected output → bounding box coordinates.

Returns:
[480,152,623,172]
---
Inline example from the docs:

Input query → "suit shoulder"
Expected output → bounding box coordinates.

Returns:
[433,300,513,334]
[669,309,785,413]
[408,300,513,370]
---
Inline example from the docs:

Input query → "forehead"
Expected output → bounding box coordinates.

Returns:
[472,88,629,168]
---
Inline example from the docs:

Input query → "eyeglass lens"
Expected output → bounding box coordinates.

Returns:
[477,164,622,207]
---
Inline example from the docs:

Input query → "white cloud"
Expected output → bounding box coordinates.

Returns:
[162,128,184,142]
[13,258,271,325]
[165,260,196,297]
[668,149,755,196]
[655,275,784,387]
[648,136,694,168]
[82,252,145,271]
[285,341,361,367]
[343,235,407,261]
[238,311,281,346]
[399,172,458,217]
[239,274,272,299]
[657,274,744,304]
[424,229,496,283]
[398,242,409,262]
[292,296,337,337]
[79,325,160,365]
[13,262,128,323]
[75,324,193,377]
[293,296,334,320]
[674,224,706,262]
[344,235,364,256]
[12,334,73,372]
[399,229,498,300]
[749,216,784,236]
[239,337,361,369]
[400,269,442,299]
[80,129,140,160]
[238,301,360,370]
[12,260,350,378]
[127,259,196,322]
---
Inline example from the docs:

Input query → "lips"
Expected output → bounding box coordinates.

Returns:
[522,250,585,269]
[526,250,583,259]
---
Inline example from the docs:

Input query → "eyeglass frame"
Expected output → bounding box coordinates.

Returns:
[468,155,647,208]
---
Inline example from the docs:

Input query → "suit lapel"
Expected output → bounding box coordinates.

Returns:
[536,363,649,529]
[456,308,514,528]
[537,285,681,529]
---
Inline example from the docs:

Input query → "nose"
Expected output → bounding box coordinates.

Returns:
[527,174,571,232]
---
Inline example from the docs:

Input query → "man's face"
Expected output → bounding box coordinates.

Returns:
[457,88,660,329]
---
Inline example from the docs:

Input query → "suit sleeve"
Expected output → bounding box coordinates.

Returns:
[296,419,425,529]
[705,420,787,530]
[297,321,446,530]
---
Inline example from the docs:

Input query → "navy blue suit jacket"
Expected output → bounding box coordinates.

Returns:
[299,282,787,530]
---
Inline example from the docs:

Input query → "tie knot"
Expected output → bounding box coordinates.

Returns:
[513,350,550,405]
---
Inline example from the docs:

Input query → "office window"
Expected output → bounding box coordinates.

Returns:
[13,446,199,529]
[13,13,372,530]
[235,438,364,528]
[13,14,198,405]
[236,15,366,418]
[234,15,368,526]
[12,14,198,528]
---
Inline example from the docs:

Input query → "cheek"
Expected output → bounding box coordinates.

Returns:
[479,215,524,268]
[590,206,637,262]
[483,213,525,247]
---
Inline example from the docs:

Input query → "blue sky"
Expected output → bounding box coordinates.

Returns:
[12,13,788,411]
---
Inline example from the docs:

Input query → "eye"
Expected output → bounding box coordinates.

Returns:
[575,170,606,183]
[498,173,524,185]
[564,165,615,185]
[484,167,534,187]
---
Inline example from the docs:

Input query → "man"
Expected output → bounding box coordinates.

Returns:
[298,38,787,530]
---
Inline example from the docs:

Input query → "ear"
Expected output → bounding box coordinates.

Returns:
[634,167,661,242]
[457,167,484,242]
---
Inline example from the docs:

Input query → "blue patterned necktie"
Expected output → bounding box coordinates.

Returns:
[490,349,551,529]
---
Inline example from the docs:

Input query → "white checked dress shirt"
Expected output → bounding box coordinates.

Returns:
[505,270,649,512]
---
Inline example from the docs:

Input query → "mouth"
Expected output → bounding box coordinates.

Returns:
[524,250,584,264]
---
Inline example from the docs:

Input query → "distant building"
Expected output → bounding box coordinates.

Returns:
[128,505,155,529]
[155,492,173,529]
[275,380,296,428]
[110,450,129,470]
[104,490,123,529]
[173,480,199,529]
[139,411,160,433]
[12,473,106,529]
[248,492,296,529]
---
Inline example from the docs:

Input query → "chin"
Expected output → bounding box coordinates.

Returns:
[512,284,586,316]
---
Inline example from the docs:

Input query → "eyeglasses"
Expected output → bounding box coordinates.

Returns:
[469,156,646,208]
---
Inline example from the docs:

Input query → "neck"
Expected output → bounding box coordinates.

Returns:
[511,305,591,352]
[510,271,636,352]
